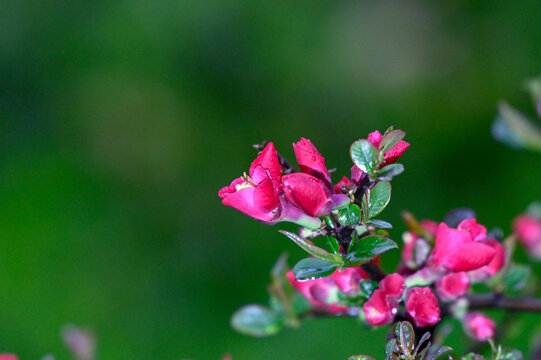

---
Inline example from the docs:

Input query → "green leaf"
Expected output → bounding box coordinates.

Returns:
[461,354,486,360]
[293,257,337,280]
[231,305,283,337]
[492,102,541,152]
[279,231,344,265]
[499,349,523,360]
[359,279,378,298]
[326,236,340,254]
[338,204,362,226]
[346,236,398,266]
[270,253,289,280]
[368,219,392,229]
[367,181,391,218]
[427,346,453,360]
[394,322,414,355]
[377,163,405,181]
[292,292,312,315]
[350,140,378,174]
[504,264,531,292]
[379,129,406,154]
[385,339,399,360]
[526,201,541,219]
[348,356,376,360]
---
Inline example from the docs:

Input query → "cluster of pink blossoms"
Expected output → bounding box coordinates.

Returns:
[219,138,348,228]
[220,130,502,343]
[287,217,503,341]
[365,218,503,341]
[219,130,407,229]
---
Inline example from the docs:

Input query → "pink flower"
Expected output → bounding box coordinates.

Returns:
[293,138,331,186]
[514,215,541,259]
[367,130,410,165]
[436,272,470,301]
[405,287,441,328]
[463,312,495,342]
[219,143,282,223]
[363,289,397,326]
[287,267,368,314]
[380,273,405,300]
[469,239,506,281]
[282,173,334,217]
[362,273,404,326]
[0,355,18,360]
[429,221,496,272]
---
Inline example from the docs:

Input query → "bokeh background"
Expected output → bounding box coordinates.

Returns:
[1,0,541,359]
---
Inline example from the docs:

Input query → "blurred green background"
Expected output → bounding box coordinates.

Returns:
[1,0,541,359]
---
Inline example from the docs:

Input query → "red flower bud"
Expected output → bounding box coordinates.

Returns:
[429,222,496,272]
[333,176,352,194]
[463,312,495,342]
[293,138,331,186]
[219,143,282,223]
[363,289,397,326]
[436,272,470,301]
[282,173,333,217]
[367,130,410,165]
[405,287,441,328]
[351,165,365,184]
[380,273,405,300]
[514,215,541,259]
[457,218,487,242]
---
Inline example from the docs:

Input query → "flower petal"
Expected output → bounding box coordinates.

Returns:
[249,142,281,184]
[293,138,331,185]
[443,242,496,272]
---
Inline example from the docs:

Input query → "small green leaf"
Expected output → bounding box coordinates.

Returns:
[427,346,453,360]
[526,201,541,219]
[326,236,340,254]
[231,305,283,337]
[394,322,414,355]
[492,102,541,152]
[293,258,337,280]
[461,354,486,360]
[499,349,523,360]
[350,140,378,174]
[504,264,531,292]
[348,356,376,360]
[346,236,398,266]
[338,204,362,226]
[292,293,312,315]
[279,231,344,265]
[359,280,378,298]
[368,219,392,229]
[379,129,406,154]
[367,181,391,218]
[385,339,399,360]
[377,163,405,181]
[271,253,289,280]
